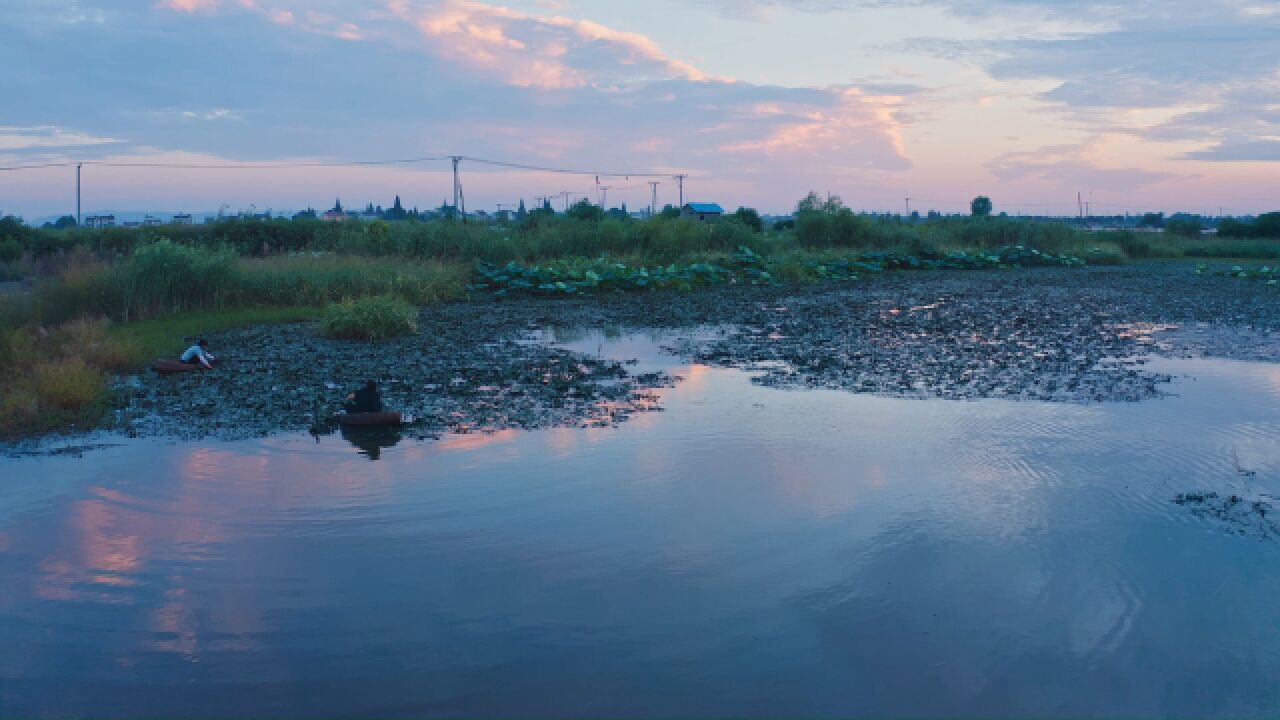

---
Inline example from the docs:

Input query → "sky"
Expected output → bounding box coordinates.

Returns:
[1,0,1278,219]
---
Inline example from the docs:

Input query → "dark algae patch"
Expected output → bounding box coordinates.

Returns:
[114,303,673,442]
[1174,493,1280,540]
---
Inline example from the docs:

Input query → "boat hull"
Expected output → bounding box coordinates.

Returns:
[337,412,403,427]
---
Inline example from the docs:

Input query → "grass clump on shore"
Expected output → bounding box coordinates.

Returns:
[0,317,115,436]
[320,296,419,341]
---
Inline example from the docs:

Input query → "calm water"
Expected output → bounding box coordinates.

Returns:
[2,331,1279,718]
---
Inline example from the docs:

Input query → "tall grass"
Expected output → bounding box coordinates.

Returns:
[320,296,419,341]
[23,241,468,326]
[0,317,114,436]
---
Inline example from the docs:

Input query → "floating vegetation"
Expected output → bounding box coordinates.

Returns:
[1174,492,1280,539]
[1196,263,1278,285]
[471,245,1089,297]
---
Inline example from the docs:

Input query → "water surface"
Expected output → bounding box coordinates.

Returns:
[2,331,1279,717]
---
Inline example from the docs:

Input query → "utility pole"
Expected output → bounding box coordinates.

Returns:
[451,156,462,220]
[649,181,660,217]
[1077,191,1083,221]
[904,197,911,217]
[558,191,571,213]
[76,162,82,226]
[599,185,611,209]
[674,174,687,208]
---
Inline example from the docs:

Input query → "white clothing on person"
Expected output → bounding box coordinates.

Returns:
[180,344,216,368]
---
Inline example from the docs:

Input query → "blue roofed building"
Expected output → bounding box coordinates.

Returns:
[682,202,724,222]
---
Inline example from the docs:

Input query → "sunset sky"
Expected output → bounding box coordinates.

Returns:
[2,0,1278,219]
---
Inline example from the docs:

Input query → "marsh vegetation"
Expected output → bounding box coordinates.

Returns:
[1,197,1277,437]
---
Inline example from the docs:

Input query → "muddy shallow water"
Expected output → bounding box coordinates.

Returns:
[3,320,1280,717]
[91,265,1278,445]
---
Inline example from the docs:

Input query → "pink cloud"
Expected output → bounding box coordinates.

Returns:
[398,0,728,89]
[156,0,220,12]
[720,88,911,169]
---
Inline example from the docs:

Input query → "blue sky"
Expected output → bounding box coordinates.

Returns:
[2,0,1278,218]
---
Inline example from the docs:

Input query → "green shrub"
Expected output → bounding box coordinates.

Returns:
[1182,240,1280,259]
[1166,216,1203,238]
[0,237,22,263]
[1108,231,1152,258]
[320,296,419,341]
[0,323,13,371]
[1083,245,1127,265]
[31,358,106,411]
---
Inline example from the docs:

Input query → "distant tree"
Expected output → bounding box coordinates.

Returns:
[660,204,681,219]
[927,210,941,220]
[1138,212,1164,229]
[970,196,993,217]
[1166,214,1203,238]
[1217,217,1250,237]
[1254,211,1280,238]
[292,208,318,221]
[52,215,77,229]
[542,199,553,214]
[516,199,527,221]
[385,195,408,221]
[734,207,763,233]
[797,192,847,215]
[567,199,603,222]
[330,198,344,214]
[0,215,36,261]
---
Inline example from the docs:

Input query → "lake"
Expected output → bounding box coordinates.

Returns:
[2,329,1279,717]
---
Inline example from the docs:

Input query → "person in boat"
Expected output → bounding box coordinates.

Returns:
[180,338,216,369]
[345,380,384,415]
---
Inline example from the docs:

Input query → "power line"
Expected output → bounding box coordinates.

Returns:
[460,156,674,179]
[0,161,79,172]
[0,154,684,177]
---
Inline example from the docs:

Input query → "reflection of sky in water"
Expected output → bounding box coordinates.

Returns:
[1,336,1279,717]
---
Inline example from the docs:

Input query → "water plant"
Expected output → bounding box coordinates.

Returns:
[1196,263,1278,285]
[320,296,419,341]
[469,245,1091,298]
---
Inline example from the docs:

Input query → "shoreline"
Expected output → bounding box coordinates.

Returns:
[6,262,1275,451]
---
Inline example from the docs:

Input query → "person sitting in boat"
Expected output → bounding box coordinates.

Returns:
[345,380,384,415]
[180,338,216,369]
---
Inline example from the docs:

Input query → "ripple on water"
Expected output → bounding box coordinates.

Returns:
[1,332,1279,717]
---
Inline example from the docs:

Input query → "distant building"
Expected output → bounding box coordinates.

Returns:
[122,221,141,228]
[322,210,350,222]
[682,203,724,222]
[143,215,162,227]
[83,215,116,228]
[172,213,193,226]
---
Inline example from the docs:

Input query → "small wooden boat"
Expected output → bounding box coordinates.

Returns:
[152,358,218,375]
[337,411,403,427]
